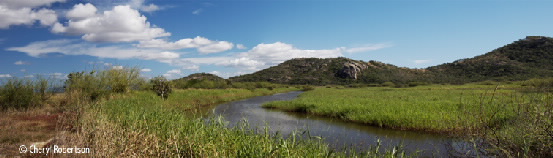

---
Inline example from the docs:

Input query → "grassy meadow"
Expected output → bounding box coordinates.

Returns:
[263,83,553,157]
[2,67,551,157]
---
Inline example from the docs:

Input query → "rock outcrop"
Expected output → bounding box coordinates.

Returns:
[337,61,368,79]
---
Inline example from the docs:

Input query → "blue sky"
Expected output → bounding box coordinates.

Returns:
[1,0,553,79]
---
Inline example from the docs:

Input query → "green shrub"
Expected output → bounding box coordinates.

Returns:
[65,67,143,102]
[407,82,428,87]
[0,78,40,110]
[150,76,172,100]
[301,85,315,91]
[381,81,395,87]
[525,78,553,92]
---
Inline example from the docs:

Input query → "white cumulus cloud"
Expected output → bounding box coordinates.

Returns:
[0,5,58,29]
[0,0,65,9]
[236,44,247,49]
[66,3,97,19]
[137,36,234,53]
[0,74,12,78]
[140,68,152,72]
[163,69,183,79]
[53,4,170,42]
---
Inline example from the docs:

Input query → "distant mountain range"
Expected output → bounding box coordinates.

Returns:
[187,36,553,85]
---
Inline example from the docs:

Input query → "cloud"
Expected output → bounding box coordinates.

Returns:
[227,42,343,69]
[20,69,26,72]
[0,74,12,78]
[53,4,170,42]
[112,65,124,70]
[140,68,152,72]
[162,69,183,79]
[182,65,200,71]
[197,41,234,54]
[7,39,180,63]
[177,42,344,71]
[0,5,58,29]
[66,3,97,19]
[137,36,234,53]
[180,42,390,72]
[24,75,34,78]
[342,43,392,53]
[217,57,265,70]
[166,69,181,74]
[413,60,431,64]
[140,4,160,12]
[192,9,202,15]
[128,0,161,12]
[14,60,30,65]
[0,0,65,9]
[236,44,247,49]
[50,72,67,79]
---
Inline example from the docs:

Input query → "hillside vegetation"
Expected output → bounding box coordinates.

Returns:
[231,36,553,85]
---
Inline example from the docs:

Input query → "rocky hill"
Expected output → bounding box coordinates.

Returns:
[229,36,553,85]
[428,36,553,83]
[229,57,427,85]
[175,73,225,81]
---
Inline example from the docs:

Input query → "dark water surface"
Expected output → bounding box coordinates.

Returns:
[202,91,477,157]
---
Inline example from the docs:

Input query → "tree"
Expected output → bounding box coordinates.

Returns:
[150,76,172,100]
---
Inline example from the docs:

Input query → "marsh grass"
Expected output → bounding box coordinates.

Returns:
[264,84,521,132]
[76,89,337,157]
[263,83,553,157]
[72,88,411,157]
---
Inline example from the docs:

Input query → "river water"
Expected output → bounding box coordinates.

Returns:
[203,91,478,157]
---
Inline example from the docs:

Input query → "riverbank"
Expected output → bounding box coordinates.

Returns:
[263,83,553,157]
[72,88,359,157]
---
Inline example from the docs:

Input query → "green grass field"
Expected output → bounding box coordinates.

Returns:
[263,84,553,156]
[264,84,522,132]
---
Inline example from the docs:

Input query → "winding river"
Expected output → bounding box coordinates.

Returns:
[203,91,478,157]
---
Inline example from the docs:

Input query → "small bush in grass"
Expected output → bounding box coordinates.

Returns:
[65,67,144,103]
[150,76,172,100]
[525,78,553,92]
[36,75,51,102]
[381,81,395,87]
[0,78,40,110]
[301,85,315,91]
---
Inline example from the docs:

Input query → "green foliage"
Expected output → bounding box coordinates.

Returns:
[150,76,172,100]
[381,81,395,87]
[172,73,229,89]
[428,37,553,83]
[0,78,40,110]
[35,75,52,102]
[301,85,315,91]
[65,67,144,102]
[524,77,553,92]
